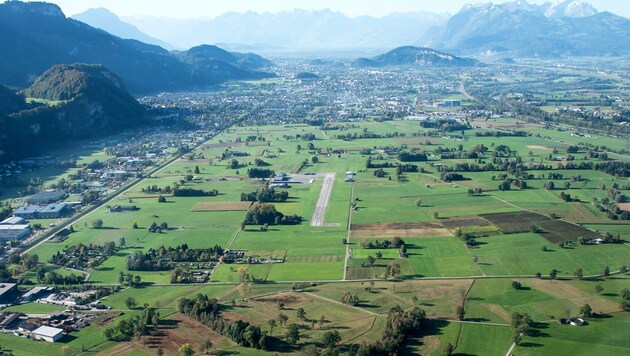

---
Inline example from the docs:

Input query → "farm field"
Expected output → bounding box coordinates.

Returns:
[6,118,630,356]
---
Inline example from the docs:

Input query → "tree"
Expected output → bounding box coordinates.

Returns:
[278,313,289,328]
[297,307,307,321]
[386,262,401,279]
[444,343,454,356]
[512,281,522,290]
[579,304,593,318]
[133,275,141,287]
[366,255,376,267]
[287,324,300,344]
[178,343,195,356]
[132,222,139,229]
[268,319,277,336]
[550,269,558,280]
[238,267,249,282]
[319,315,326,329]
[594,284,604,295]
[456,306,465,321]
[92,218,104,229]
[433,211,439,220]
[202,340,213,354]
[415,199,422,207]
[125,297,137,309]
[194,165,200,174]
[620,288,630,300]
[603,266,610,277]
[158,195,166,203]
[311,156,319,163]
[574,267,584,279]
[322,330,341,348]
[511,312,532,336]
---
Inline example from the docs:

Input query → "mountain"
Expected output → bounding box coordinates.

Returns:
[125,10,449,51]
[429,1,630,57]
[542,0,597,18]
[72,8,175,50]
[352,46,479,68]
[0,1,273,93]
[0,64,145,162]
[0,85,27,116]
[176,45,273,70]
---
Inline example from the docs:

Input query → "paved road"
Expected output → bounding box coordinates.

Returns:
[310,173,335,226]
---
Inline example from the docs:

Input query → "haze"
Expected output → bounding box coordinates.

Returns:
[10,0,630,18]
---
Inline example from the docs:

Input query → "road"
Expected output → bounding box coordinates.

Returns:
[310,173,336,227]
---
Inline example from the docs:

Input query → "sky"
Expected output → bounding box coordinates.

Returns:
[9,0,630,19]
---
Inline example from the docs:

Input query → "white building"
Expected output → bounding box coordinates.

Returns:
[32,326,64,342]
[0,225,32,241]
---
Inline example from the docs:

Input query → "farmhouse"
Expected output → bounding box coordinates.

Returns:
[25,191,66,205]
[32,326,64,342]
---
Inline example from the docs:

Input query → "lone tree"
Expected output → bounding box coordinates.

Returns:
[444,343,454,356]
[456,306,465,321]
[287,323,300,344]
[178,343,194,356]
[91,218,103,229]
[296,307,307,321]
[574,267,584,280]
[322,330,341,348]
[579,304,593,318]
[267,319,277,336]
[594,284,604,295]
[125,297,137,309]
[550,269,558,280]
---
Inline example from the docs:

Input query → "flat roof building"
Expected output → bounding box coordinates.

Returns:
[26,191,66,205]
[0,283,18,304]
[0,225,32,241]
[32,326,64,342]
[13,204,70,219]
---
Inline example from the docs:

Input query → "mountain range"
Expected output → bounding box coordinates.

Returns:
[122,9,449,51]
[103,0,629,58]
[0,1,274,93]
[428,1,630,56]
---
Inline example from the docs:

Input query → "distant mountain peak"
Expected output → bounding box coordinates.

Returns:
[544,0,597,18]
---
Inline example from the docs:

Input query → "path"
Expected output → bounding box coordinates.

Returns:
[505,333,523,356]
[303,291,380,316]
[343,180,355,280]
[310,173,336,226]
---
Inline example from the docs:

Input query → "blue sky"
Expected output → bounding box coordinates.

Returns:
[11,0,630,18]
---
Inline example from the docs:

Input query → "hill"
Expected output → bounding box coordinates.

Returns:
[177,45,273,71]
[352,46,479,68]
[0,64,145,162]
[429,1,630,57]
[72,7,175,50]
[0,1,273,93]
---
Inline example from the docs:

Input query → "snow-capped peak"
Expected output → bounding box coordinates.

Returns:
[544,0,598,18]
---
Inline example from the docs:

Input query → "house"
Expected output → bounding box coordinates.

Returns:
[0,312,20,328]
[0,224,32,241]
[32,326,64,342]
[25,191,66,205]
[0,283,18,304]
